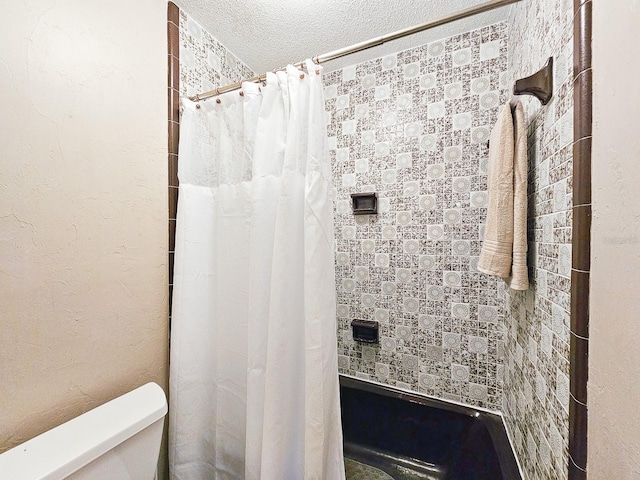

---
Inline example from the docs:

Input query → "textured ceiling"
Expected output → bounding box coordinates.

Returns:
[173,0,514,73]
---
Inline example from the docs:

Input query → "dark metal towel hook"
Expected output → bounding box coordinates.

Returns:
[513,57,553,105]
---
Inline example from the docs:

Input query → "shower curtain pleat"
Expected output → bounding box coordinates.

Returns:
[169,61,345,480]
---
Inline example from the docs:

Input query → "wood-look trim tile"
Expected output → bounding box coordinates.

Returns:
[569,396,588,469]
[168,22,179,57]
[167,1,179,324]
[168,1,179,24]
[574,68,593,140]
[169,186,178,219]
[168,121,180,155]
[573,1,592,75]
[168,87,180,124]
[169,154,179,188]
[169,251,175,284]
[168,54,179,91]
[573,0,590,11]
[169,219,176,252]
[569,0,591,477]
[572,203,591,271]
[570,269,590,338]
[568,457,587,480]
[570,332,589,403]
[572,137,592,207]
[572,204,591,271]
[168,284,173,312]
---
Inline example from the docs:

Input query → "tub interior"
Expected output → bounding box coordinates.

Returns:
[340,376,521,480]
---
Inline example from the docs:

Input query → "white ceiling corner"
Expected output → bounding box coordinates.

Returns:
[172,0,513,74]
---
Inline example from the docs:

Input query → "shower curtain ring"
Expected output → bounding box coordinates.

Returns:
[215,87,221,104]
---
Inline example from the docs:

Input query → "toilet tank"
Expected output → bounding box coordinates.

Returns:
[0,382,168,480]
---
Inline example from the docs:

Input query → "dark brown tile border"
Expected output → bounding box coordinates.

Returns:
[168,19,179,54]
[169,186,178,219]
[569,395,588,470]
[570,270,590,338]
[168,88,180,131]
[169,121,180,155]
[569,0,591,477]
[572,205,591,271]
[169,252,175,282]
[169,155,179,188]
[572,137,591,206]
[573,1,592,73]
[570,332,589,403]
[169,219,176,256]
[569,458,587,480]
[168,2,179,27]
[168,2,180,319]
[169,54,179,91]
[574,69,593,139]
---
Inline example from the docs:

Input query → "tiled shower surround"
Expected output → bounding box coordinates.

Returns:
[324,22,509,411]
[503,1,574,479]
[175,8,574,479]
[178,11,254,97]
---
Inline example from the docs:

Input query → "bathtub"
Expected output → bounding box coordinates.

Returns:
[340,375,521,480]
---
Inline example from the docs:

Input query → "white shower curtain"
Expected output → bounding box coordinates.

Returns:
[169,60,345,480]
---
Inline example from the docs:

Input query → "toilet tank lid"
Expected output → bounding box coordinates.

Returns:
[0,382,168,480]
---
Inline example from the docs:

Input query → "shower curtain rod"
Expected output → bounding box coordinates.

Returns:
[190,0,521,102]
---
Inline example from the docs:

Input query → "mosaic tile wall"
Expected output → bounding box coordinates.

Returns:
[324,22,509,411]
[503,0,574,479]
[178,11,254,98]
[176,10,573,479]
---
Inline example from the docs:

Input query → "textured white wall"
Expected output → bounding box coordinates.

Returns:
[0,0,168,456]
[589,2,640,479]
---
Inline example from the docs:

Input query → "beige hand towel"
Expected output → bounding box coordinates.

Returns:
[478,103,514,277]
[506,102,529,290]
